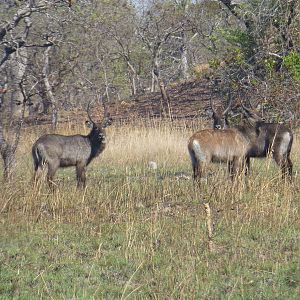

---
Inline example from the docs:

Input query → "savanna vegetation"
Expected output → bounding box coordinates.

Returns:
[0,0,299,298]
[1,119,299,298]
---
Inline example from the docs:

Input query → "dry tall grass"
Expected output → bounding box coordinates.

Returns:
[0,119,299,298]
[1,119,299,226]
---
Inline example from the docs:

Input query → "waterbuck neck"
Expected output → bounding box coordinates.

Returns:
[84,127,106,165]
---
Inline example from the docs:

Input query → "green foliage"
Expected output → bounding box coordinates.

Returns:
[283,51,300,81]
[222,29,255,60]
[208,58,221,69]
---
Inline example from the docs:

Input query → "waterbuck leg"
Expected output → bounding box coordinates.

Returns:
[33,164,43,184]
[287,157,293,178]
[281,158,293,180]
[47,161,59,186]
[281,154,293,179]
[245,157,250,175]
[193,160,205,180]
[76,164,86,188]
[228,161,234,180]
[193,163,198,180]
[231,157,244,180]
[273,152,292,180]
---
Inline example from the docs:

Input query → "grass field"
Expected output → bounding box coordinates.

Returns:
[0,119,299,299]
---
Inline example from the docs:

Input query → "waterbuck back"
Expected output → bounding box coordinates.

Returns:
[32,103,112,188]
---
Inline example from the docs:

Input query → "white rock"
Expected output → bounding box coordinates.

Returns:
[148,161,158,170]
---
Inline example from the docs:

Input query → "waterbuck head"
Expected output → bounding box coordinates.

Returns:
[85,100,112,144]
[240,102,264,125]
[210,94,232,129]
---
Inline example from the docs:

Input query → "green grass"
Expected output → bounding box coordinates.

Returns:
[0,122,299,299]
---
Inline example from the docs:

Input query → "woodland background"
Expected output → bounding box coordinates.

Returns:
[0,2,300,298]
[0,0,299,177]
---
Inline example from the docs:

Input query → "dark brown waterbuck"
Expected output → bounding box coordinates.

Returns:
[241,103,293,178]
[189,100,293,181]
[32,101,112,188]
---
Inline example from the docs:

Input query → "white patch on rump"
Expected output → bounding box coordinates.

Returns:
[279,132,291,156]
[192,140,206,161]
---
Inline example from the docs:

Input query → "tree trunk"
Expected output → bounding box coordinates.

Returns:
[126,61,137,95]
[151,54,160,92]
[0,124,16,180]
[158,80,172,120]
[8,49,27,119]
[152,55,172,119]
[151,70,157,93]
[37,80,51,114]
[180,29,189,80]
[179,1,190,80]
[42,46,57,129]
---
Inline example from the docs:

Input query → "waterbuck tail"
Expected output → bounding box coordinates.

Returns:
[32,144,43,171]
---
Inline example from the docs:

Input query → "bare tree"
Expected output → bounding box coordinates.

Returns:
[137,2,182,92]
[0,0,71,180]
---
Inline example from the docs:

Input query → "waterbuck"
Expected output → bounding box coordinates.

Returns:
[209,95,251,174]
[202,98,293,179]
[241,103,293,178]
[188,127,259,181]
[32,102,112,188]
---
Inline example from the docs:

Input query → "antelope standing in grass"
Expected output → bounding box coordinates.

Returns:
[188,126,261,181]
[241,103,293,178]
[32,100,112,188]
[209,96,252,174]
[202,97,293,180]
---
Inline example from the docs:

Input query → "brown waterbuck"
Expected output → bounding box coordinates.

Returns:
[209,95,252,174]
[198,98,294,180]
[188,127,258,181]
[32,101,112,188]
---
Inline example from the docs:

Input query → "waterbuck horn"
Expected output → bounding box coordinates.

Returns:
[99,96,112,128]
[222,91,233,116]
[210,96,223,129]
[210,96,217,116]
[240,100,264,127]
[86,100,96,125]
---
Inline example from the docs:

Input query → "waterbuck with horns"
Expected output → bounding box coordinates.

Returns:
[210,95,232,130]
[205,97,293,179]
[32,100,112,188]
[188,127,257,181]
[208,95,252,174]
[241,102,293,178]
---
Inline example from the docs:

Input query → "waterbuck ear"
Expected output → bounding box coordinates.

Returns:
[85,120,94,128]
